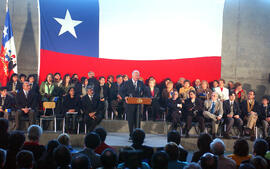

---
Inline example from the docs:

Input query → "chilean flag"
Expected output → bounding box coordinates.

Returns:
[38,0,224,83]
[0,6,17,86]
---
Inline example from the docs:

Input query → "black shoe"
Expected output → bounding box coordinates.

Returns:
[223,134,232,139]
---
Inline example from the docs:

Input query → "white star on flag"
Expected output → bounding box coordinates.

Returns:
[54,10,82,38]
[3,26,8,38]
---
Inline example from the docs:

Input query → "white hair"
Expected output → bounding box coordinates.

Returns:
[132,70,140,76]
[210,138,225,156]
[27,125,43,141]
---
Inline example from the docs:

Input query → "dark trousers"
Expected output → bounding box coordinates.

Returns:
[225,117,243,135]
[65,114,78,132]
[111,99,124,118]
[85,113,103,132]
[186,115,205,133]
[171,111,181,130]
[15,109,36,130]
[126,104,140,136]
[148,101,160,121]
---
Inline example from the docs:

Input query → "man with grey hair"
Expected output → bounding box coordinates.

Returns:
[203,92,223,138]
[88,71,99,87]
[22,125,46,162]
[210,138,236,169]
[15,81,37,130]
[120,70,145,140]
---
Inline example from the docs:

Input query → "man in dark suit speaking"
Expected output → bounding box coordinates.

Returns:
[120,70,145,140]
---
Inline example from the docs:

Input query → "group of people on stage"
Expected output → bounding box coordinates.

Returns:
[0,70,269,140]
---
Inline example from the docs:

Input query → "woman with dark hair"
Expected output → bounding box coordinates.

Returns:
[227,138,252,168]
[40,73,55,101]
[106,75,114,88]
[75,77,88,98]
[211,80,219,92]
[167,90,183,130]
[197,80,212,102]
[63,87,81,133]
[191,133,212,162]
[7,73,22,95]
[61,74,74,95]
[179,80,195,100]
[28,74,39,96]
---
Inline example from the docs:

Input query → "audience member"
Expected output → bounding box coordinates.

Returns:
[95,76,109,114]
[39,73,55,102]
[57,133,77,153]
[200,152,218,169]
[184,90,205,137]
[167,130,188,162]
[7,73,22,96]
[94,127,114,155]
[99,148,118,169]
[175,77,185,91]
[194,79,201,91]
[197,80,212,102]
[161,81,174,106]
[106,75,114,89]
[88,71,99,87]
[183,163,202,169]
[0,148,6,169]
[152,151,169,169]
[228,138,252,168]
[0,119,9,149]
[211,80,219,92]
[0,87,14,120]
[53,73,62,87]
[241,90,260,140]
[145,78,160,121]
[234,82,247,103]
[215,79,229,101]
[4,130,25,169]
[109,75,124,119]
[122,74,129,82]
[71,73,79,85]
[227,81,234,93]
[71,154,91,169]
[165,142,188,169]
[53,145,71,169]
[19,74,27,83]
[131,128,154,164]
[61,74,74,95]
[223,92,243,139]
[75,77,88,98]
[238,163,256,169]
[78,132,101,169]
[210,138,236,169]
[27,74,39,95]
[191,133,212,162]
[36,139,59,169]
[16,150,34,169]
[253,139,269,159]
[203,92,223,137]
[22,125,46,162]
[250,155,268,169]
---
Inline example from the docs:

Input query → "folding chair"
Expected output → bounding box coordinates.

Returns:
[40,102,58,132]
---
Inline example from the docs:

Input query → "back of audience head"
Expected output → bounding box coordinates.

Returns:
[8,130,25,150]
[239,163,256,169]
[132,128,145,146]
[71,154,91,169]
[57,133,70,146]
[210,138,225,156]
[265,136,270,151]
[200,153,218,169]
[100,148,118,169]
[253,139,269,157]
[53,145,71,168]
[84,132,101,149]
[250,156,268,169]
[0,119,8,135]
[233,138,249,156]
[165,142,179,161]
[46,140,60,154]
[118,146,135,163]
[152,151,169,169]
[197,133,212,153]
[16,150,34,169]
[0,148,6,169]
[27,125,43,142]
[184,162,202,169]
[167,130,181,145]
[94,127,107,142]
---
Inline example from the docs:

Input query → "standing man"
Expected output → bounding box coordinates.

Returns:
[120,70,145,140]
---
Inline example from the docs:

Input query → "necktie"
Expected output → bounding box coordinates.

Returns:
[210,102,216,114]
[230,102,234,114]
[30,84,33,89]
[134,82,137,89]
[1,97,4,106]
[25,92,28,99]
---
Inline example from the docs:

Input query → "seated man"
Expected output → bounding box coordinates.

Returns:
[167,90,183,130]
[82,86,104,132]
[203,92,223,138]
[258,96,270,138]
[15,81,37,130]
[184,90,205,137]
[0,87,14,119]
[223,92,243,139]
[240,90,260,140]
[109,75,124,119]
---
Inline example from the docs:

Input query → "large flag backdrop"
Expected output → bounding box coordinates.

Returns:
[38,0,224,82]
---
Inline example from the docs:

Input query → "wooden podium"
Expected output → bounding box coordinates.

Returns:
[126,97,152,128]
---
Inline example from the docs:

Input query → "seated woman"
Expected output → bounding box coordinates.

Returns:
[75,77,88,98]
[197,80,212,102]
[145,78,160,121]
[211,80,219,92]
[179,80,195,100]
[63,87,81,133]
[183,90,204,137]
[39,73,55,102]
[161,81,174,107]
[7,73,22,96]
[167,90,183,130]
